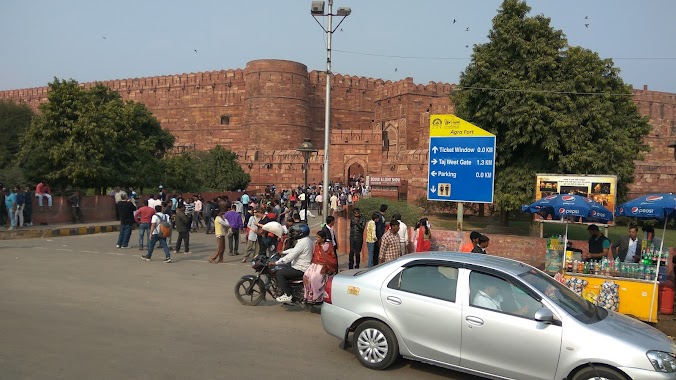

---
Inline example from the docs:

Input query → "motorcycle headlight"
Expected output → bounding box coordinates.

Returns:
[647,351,676,373]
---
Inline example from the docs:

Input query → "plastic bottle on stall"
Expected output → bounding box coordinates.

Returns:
[613,257,620,277]
[558,234,564,248]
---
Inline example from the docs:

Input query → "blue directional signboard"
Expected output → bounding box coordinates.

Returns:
[427,115,496,203]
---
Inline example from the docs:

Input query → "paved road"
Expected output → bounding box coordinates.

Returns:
[0,232,479,380]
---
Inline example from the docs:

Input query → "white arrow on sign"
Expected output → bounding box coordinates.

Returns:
[432,146,438,154]
[431,186,436,193]
[431,171,437,177]
[431,159,437,165]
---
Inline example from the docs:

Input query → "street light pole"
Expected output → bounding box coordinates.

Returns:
[311,0,351,220]
[297,138,317,224]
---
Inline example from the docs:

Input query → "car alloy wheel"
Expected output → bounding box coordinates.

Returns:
[353,320,399,370]
[571,366,628,380]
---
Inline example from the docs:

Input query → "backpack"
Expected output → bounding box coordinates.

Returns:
[157,213,172,238]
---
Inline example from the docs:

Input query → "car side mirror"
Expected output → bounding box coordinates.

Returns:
[534,307,557,324]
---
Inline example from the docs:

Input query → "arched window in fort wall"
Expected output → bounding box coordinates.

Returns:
[382,123,398,158]
[220,115,230,125]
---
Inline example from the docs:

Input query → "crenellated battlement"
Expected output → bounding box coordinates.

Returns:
[1,60,674,199]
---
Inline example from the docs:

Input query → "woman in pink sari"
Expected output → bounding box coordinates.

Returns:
[304,230,338,304]
[412,218,432,252]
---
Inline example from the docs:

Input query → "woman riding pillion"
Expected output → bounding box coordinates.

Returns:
[303,230,338,304]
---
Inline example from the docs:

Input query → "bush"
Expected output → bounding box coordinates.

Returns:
[355,197,424,227]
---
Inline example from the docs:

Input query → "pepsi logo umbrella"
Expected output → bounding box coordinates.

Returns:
[522,194,613,223]
[615,194,676,221]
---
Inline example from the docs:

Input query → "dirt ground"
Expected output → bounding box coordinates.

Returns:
[656,313,676,337]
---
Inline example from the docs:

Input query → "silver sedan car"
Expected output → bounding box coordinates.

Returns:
[321,252,676,380]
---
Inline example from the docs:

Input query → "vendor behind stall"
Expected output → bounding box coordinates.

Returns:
[583,224,611,262]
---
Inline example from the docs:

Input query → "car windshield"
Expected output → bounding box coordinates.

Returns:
[519,269,606,323]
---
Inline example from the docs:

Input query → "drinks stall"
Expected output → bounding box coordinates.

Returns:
[562,243,670,323]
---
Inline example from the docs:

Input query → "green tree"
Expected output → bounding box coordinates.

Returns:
[0,100,35,168]
[0,99,34,185]
[162,152,202,193]
[198,146,250,191]
[18,79,174,192]
[454,0,650,225]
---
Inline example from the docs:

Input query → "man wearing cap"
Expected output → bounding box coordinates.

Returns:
[583,224,611,262]
[460,231,482,253]
[158,185,167,203]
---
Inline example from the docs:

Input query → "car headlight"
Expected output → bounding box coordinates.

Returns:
[647,351,676,373]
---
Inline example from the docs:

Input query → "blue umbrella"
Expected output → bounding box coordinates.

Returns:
[615,193,676,322]
[523,194,613,254]
[523,194,614,222]
[615,194,676,221]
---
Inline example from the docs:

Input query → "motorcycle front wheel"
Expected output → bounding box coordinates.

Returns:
[234,278,266,306]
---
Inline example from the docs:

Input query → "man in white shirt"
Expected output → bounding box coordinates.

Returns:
[392,213,409,255]
[329,193,339,216]
[147,195,161,210]
[141,205,172,263]
[612,226,642,263]
[315,193,323,216]
[269,224,312,302]
[299,207,315,223]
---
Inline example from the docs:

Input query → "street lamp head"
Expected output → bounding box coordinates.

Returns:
[311,1,325,15]
[336,7,351,16]
[297,138,317,161]
[668,142,676,160]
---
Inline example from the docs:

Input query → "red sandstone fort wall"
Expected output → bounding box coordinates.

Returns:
[1,60,674,200]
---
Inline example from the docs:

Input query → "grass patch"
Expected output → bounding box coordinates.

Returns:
[428,213,676,248]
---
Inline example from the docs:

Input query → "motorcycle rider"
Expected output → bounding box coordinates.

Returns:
[269,223,312,303]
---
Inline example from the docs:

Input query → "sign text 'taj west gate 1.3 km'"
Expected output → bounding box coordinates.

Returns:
[427,114,496,203]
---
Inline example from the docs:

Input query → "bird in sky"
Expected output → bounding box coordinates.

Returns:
[465,45,469,48]
[394,68,398,72]
[585,24,589,28]
[340,28,343,31]
[453,19,456,24]
[465,27,469,31]
[102,36,106,39]
[194,49,198,53]
[585,16,589,19]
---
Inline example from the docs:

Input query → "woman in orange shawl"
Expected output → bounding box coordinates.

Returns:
[412,218,432,252]
[303,230,338,304]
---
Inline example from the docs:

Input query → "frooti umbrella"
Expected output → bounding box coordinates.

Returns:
[523,194,613,250]
[615,193,676,322]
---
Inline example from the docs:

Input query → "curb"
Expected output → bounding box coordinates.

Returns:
[0,224,120,240]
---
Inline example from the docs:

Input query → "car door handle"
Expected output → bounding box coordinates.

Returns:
[386,296,402,305]
[465,316,484,326]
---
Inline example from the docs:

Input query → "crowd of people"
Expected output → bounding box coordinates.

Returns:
[4,180,493,306]
[0,181,55,230]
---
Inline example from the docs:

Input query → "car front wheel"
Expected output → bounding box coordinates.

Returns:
[571,365,628,380]
[352,320,399,370]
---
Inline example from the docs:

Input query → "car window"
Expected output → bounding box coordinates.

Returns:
[388,265,458,302]
[469,271,542,319]
[519,269,603,323]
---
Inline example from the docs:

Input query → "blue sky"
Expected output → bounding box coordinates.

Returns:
[1,0,675,92]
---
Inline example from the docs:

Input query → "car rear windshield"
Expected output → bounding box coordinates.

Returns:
[520,269,605,324]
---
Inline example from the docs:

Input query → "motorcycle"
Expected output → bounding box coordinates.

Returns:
[234,251,306,307]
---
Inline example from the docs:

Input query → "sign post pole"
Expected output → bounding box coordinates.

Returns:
[457,203,464,231]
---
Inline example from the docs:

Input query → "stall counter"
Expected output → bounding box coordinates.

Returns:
[563,273,658,323]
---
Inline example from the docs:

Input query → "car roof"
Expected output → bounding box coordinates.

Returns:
[396,252,534,277]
